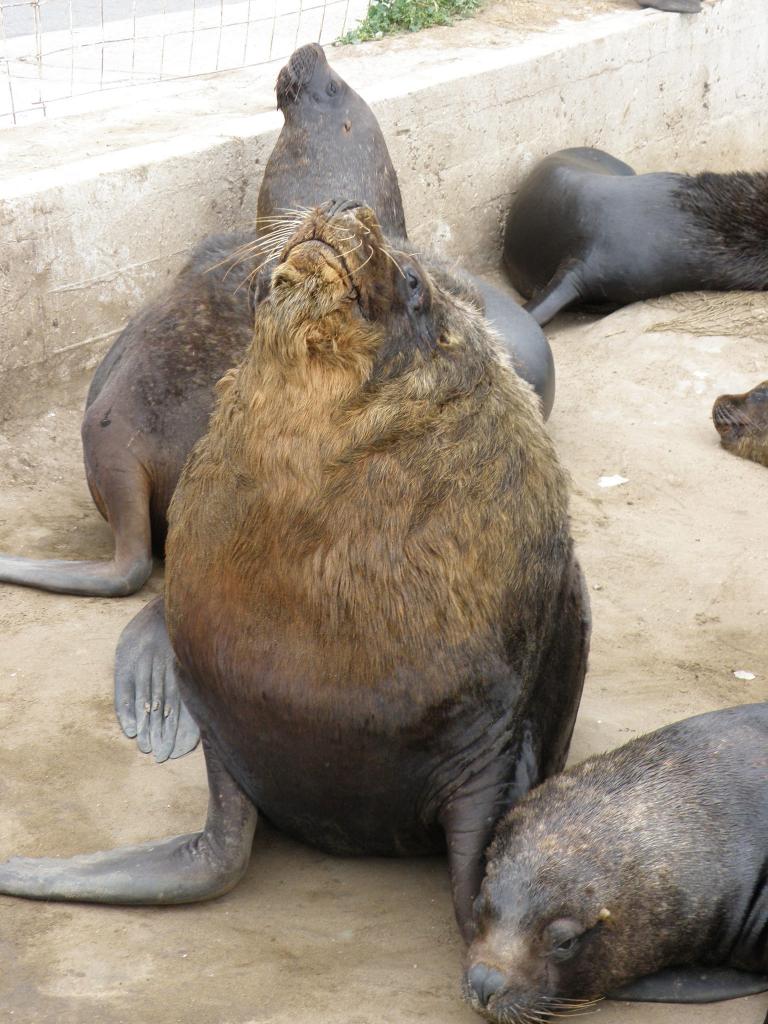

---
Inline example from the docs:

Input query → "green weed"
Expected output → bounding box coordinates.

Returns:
[338,0,483,44]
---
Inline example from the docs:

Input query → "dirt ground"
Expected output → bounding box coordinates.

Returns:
[0,281,766,1024]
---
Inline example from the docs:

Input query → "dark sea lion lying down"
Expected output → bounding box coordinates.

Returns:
[713,381,768,468]
[0,202,590,947]
[464,704,768,1018]
[503,147,768,326]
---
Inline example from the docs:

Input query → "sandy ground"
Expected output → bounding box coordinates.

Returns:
[0,282,766,1024]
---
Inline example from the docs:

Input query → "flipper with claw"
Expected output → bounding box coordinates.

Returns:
[115,596,200,762]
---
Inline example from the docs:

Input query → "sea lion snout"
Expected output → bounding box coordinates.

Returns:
[465,963,506,1008]
[268,203,394,326]
[712,392,748,440]
[713,382,768,466]
[275,43,323,108]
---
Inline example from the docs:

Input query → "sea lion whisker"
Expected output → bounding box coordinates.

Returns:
[204,244,262,276]
[523,1009,553,1024]
[381,245,407,279]
[206,234,296,280]
[541,997,602,1009]
[275,204,315,217]
[256,212,304,223]
[337,240,364,260]
[518,1010,543,1024]
[353,247,376,277]
[540,996,597,1004]
[233,258,275,297]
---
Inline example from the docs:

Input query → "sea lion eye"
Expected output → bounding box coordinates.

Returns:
[545,918,585,962]
[401,264,428,314]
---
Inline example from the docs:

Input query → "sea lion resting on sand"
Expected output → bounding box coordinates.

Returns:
[713,381,768,468]
[0,201,589,945]
[465,703,768,1019]
[504,148,768,326]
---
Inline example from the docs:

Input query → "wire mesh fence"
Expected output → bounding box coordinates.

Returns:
[1,0,372,128]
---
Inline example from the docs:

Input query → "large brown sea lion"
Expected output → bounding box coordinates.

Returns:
[464,703,768,1017]
[713,380,768,468]
[503,147,768,326]
[0,202,589,945]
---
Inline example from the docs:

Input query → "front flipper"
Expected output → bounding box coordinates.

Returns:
[115,596,200,762]
[609,966,768,1003]
[0,737,256,904]
[439,750,518,943]
[523,262,584,326]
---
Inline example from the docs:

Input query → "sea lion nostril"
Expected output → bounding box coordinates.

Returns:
[287,43,320,84]
[327,198,363,218]
[467,964,506,1006]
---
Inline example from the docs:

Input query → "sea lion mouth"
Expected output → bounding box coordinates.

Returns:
[712,396,751,442]
[269,202,389,321]
[462,975,601,1024]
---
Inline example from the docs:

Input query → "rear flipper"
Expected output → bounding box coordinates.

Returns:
[0,463,153,597]
[115,596,200,763]
[609,966,768,1003]
[523,263,584,326]
[0,551,152,597]
[0,736,257,904]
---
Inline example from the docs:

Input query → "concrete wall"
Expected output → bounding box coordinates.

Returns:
[0,0,765,415]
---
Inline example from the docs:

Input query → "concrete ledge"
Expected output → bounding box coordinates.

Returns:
[1,0,766,415]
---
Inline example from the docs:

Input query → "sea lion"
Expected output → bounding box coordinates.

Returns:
[0,44,406,605]
[464,703,768,1019]
[503,147,768,326]
[468,276,554,421]
[713,380,768,468]
[0,202,590,945]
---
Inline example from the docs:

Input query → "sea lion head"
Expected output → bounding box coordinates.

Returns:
[276,42,347,115]
[712,381,768,468]
[463,762,701,1021]
[257,200,494,393]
